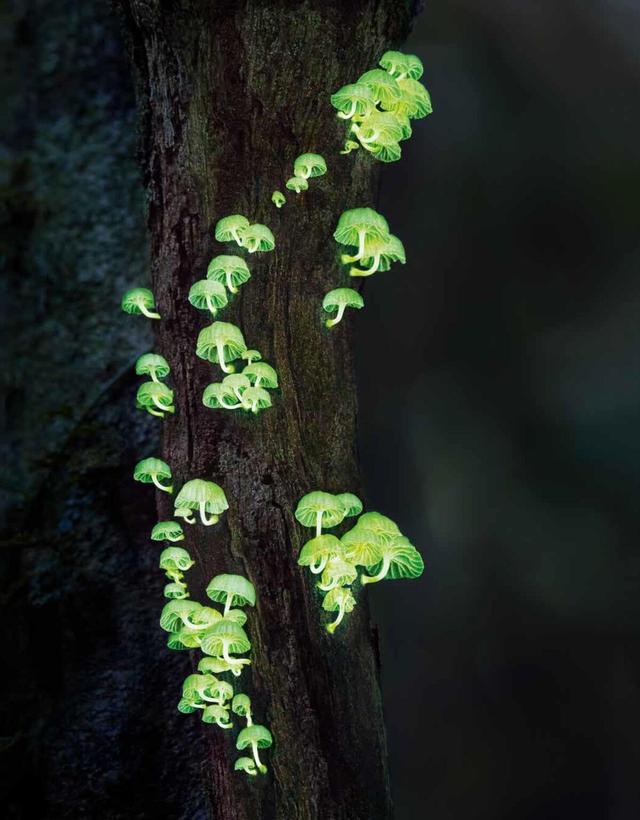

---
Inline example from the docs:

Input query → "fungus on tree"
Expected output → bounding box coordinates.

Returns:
[334,207,390,265]
[135,353,170,383]
[271,190,286,208]
[395,78,432,119]
[196,321,247,374]
[241,385,272,414]
[235,757,258,777]
[236,725,273,775]
[322,288,364,327]
[133,457,173,493]
[317,556,357,592]
[231,693,253,726]
[336,492,363,518]
[174,479,228,526]
[298,534,343,575]
[286,176,308,194]
[200,620,252,677]
[206,255,251,295]
[240,224,275,254]
[136,381,175,417]
[188,279,229,316]
[206,574,256,618]
[379,50,424,81]
[214,214,249,246]
[293,153,327,180]
[242,362,278,390]
[202,381,244,411]
[202,704,233,729]
[359,535,424,585]
[349,233,405,277]
[330,82,375,120]
[121,287,161,320]
[159,546,194,575]
[295,491,346,538]
[242,348,261,366]
[323,587,356,634]
[151,521,184,543]
[357,68,401,109]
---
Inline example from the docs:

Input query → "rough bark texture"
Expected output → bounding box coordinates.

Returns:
[116,2,414,818]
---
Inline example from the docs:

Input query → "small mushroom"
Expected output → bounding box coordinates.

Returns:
[206,255,251,295]
[323,587,356,634]
[349,234,405,278]
[200,620,252,677]
[336,493,363,518]
[151,521,184,543]
[164,582,189,600]
[188,279,229,316]
[359,535,424,585]
[286,176,308,194]
[395,78,432,119]
[293,153,327,180]
[173,479,228,526]
[241,385,272,414]
[196,321,247,374]
[297,534,342,575]
[322,288,364,328]
[202,381,244,411]
[121,287,161,320]
[231,693,253,726]
[330,83,375,120]
[379,50,424,81]
[271,191,286,208]
[135,353,170,383]
[136,381,175,417]
[202,704,233,729]
[133,457,173,493]
[159,546,194,575]
[357,69,401,109]
[214,214,250,246]
[234,757,258,776]
[242,362,278,390]
[240,224,275,253]
[295,491,346,538]
[317,556,357,592]
[334,207,389,265]
[236,725,273,775]
[206,574,256,618]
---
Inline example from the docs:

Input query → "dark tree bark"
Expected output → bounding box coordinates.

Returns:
[115,1,416,818]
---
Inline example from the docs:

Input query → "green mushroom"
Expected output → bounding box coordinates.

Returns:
[136,381,175,417]
[366,141,402,164]
[174,507,196,525]
[357,69,401,110]
[336,493,363,518]
[240,224,275,254]
[293,153,327,179]
[210,679,234,706]
[133,457,173,493]
[349,234,405,278]
[206,255,251,295]
[236,725,272,775]
[135,353,170,383]
[159,546,194,574]
[188,279,229,316]
[360,535,424,585]
[182,673,218,704]
[317,556,357,592]
[121,287,161,320]
[242,349,262,365]
[334,207,389,265]
[286,176,308,193]
[235,757,258,776]
[196,321,247,374]
[151,521,184,543]
[215,214,250,246]
[167,632,191,651]
[202,704,233,728]
[225,608,248,626]
[323,587,356,634]
[200,620,252,676]
[231,693,253,726]
[159,599,201,632]
[322,288,364,328]
[340,525,383,568]
[271,191,286,208]
[241,386,272,414]
[330,82,376,120]
[395,78,432,119]
[357,511,402,542]
[340,139,361,155]
[174,479,228,526]
[222,373,251,403]
[351,111,404,150]
[206,574,256,618]
[379,50,424,81]
[242,362,278,389]
[164,582,189,600]
[202,381,244,411]
[198,657,234,676]
[298,534,343,575]
[295,491,346,538]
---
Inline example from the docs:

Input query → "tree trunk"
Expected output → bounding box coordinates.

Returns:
[116,2,416,817]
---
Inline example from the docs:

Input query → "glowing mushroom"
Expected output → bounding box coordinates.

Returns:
[242,362,278,390]
[214,214,249,246]
[206,255,251,295]
[136,381,175,417]
[240,224,275,254]
[236,725,272,775]
[286,176,308,194]
[196,321,247,374]
[359,535,424,585]
[272,190,286,208]
[174,479,228,526]
[322,288,364,328]
[200,620,252,677]
[121,287,161,320]
[298,534,342,575]
[135,353,170,383]
[349,234,405,278]
[151,521,184,543]
[206,574,256,618]
[235,757,258,776]
[133,457,173,493]
[188,279,229,316]
[330,83,375,120]
[323,587,356,634]
[295,491,346,538]
[357,69,401,110]
[293,153,327,180]
[379,50,424,81]
[334,208,389,265]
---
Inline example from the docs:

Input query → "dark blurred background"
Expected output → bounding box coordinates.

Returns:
[1,1,639,818]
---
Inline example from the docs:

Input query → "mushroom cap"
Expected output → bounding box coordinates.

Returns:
[231,693,252,717]
[207,254,251,282]
[177,698,197,713]
[188,279,229,312]
[133,457,172,483]
[198,657,232,675]
[121,287,156,314]
[136,381,174,409]
[151,521,185,541]
[322,288,364,312]
[375,536,424,580]
[202,382,237,409]
[330,82,375,116]
[286,176,308,193]
[295,491,346,530]
[379,50,424,80]
[322,586,356,614]
[206,574,256,608]
[225,608,248,627]
[160,600,201,632]
[241,224,275,252]
[159,546,194,571]
[236,725,273,751]
[356,511,402,543]
[210,679,234,703]
[164,582,189,599]
[336,493,363,518]
[320,557,357,588]
[341,525,383,567]
[241,386,272,411]
[333,207,389,247]
[174,479,229,514]
[366,141,402,163]
[293,153,327,179]
[298,534,342,567]
[243,349,262,364]
[394,112,413,141]
[242,362,278,389]
[361,234,406,271]
[222,373,251,394]
[190,606,223,629]
[357,69,401,108]
[234,757,257,774]
[395,78,432,119]
[214,215,250,243]
[135,353,170,379]
[174,627,201,648]
[167,632,191,651]
[182,673,217,700]
[200,620,251,656]
[271,190,286,207]
[356,111,404,145]
[202,704,231,725]
[196,321,247,367]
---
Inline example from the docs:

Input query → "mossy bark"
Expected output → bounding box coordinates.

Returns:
[116,2,415,818]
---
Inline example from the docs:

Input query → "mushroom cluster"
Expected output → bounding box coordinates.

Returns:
[295,491,424,633]
[214,214,275,254]
[331,51,432,162]
[203,358,278,415]
[134,353,174,418]
[285,152,327,195]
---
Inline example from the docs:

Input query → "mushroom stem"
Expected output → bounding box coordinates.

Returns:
[199,501,218,526]
[218,718,233,729]
[315,510,323,539]
[220,400,243,410]
[150,371,162,383]
[147,406,165,417]
[251,742,266,775]
[231,228,244,246]
[361,554,391,585]
[152,396,174,413]
[349,253,381,277]
[216,342,235,374]
[310,557,328,575]
[317,577,339,592]
[205,295,218,316]
[221,644,250,677]
[326,304,347,328]
[223,595,233,618]
[151,475,173,493]
[139,304,161,320]
[337,101,357,120]
[327,600,346,634]
[225,272,238,294]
